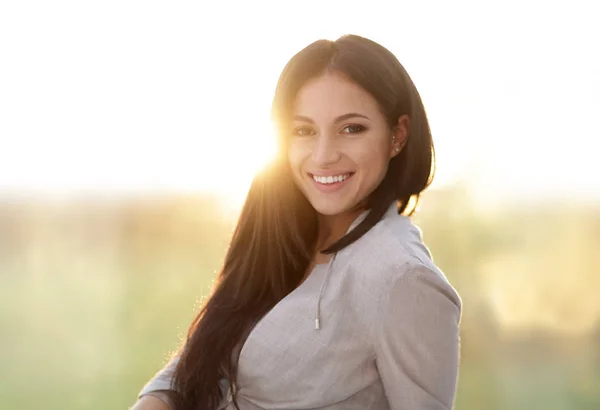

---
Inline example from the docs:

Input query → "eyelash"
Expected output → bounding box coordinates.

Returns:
[292,126,315,137]
[342,124,366,134]
[291,124,367,137]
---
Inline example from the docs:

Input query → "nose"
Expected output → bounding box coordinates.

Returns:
[311,134,341,166]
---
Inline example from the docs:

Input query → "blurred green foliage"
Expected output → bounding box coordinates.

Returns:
[1,189,599,409]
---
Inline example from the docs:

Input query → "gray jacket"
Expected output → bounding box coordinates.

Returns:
[139,203,462,409]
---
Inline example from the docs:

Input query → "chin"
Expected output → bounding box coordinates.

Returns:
[306,196,355,217]
[312,204,344,216]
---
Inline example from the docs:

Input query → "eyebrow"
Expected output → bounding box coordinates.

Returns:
[293,113,370,124]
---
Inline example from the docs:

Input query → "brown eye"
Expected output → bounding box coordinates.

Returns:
[292,126,315,137]
[342,124,366,134]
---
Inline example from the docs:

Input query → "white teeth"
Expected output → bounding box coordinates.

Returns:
[312,173,351,184]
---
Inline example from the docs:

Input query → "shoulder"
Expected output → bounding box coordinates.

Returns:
[341,205,461,310]
[343,204,434,277]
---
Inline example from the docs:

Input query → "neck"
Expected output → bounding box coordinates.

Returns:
[315,206,365,252]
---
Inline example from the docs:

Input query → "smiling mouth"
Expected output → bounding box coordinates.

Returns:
[309,172,355,185]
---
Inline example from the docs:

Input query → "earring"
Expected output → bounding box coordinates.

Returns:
[395,147,400,153]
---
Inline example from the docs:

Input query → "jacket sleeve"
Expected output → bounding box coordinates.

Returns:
[374,263,462,410]
[138,355,179,403]
[137,355,230,407]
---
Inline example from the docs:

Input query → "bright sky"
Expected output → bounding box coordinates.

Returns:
[1,0,598,205]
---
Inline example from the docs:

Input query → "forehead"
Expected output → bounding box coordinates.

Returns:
[293,73,381,119]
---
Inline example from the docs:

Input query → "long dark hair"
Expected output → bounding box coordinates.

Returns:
[172,34,435,410]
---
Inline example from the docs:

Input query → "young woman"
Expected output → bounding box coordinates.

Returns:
[132,34,462,410]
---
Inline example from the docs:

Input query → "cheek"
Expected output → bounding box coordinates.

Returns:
[287,142,307,185]
[353,139,390,170]
[287,140,311,169]
[287,143,300,170]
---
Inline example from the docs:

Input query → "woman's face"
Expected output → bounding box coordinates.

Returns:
[287,72,402,216]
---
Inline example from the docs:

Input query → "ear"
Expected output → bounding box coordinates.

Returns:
[390,114,410,158]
